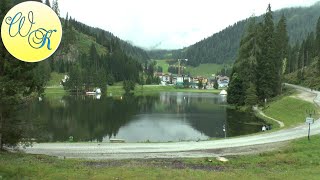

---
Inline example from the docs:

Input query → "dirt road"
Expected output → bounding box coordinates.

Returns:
[22,84,320,159]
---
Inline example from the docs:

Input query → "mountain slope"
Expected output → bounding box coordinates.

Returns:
[151,2,320,66]
[70,20,150,62]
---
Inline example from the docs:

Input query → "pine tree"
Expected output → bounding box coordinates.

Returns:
[66,64,83,93]
[227,73,245,106]
[256,4,277,100]
[227,17,259,104]
[245,83,258,106]
[52,0,60,17]
[298,41,305,69]
[89,43,99,73]
[316,17,320,56]
[213,78,219,89]
[274,15,289,94]
[233,17,259,87]
[45,0,51,7]
[0,0,47,149]
[198,79,203,89]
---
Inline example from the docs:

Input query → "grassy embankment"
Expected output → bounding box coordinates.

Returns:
[1,135,320,179]
[263,96,319,128]
[258,86,319,129]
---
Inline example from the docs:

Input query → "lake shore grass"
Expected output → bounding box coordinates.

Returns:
[107,85,221,96]
[43,85,221,98]
[1,135,320,179]
[44,87,68,99]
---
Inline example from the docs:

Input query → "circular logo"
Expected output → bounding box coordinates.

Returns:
[1,1,62,62]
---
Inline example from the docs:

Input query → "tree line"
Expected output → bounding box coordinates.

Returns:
[227,4,289,106]
[0,0,51,150]
[168,3,320,67]
[285,17,320,75]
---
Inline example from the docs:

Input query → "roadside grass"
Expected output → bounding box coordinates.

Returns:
[263,96,319,127]
[1,136,320,179]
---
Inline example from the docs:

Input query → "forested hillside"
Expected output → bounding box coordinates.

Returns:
[227,3,320,106]
[151,2,320,66]
[69,20,150,62]
[284,15,320,90]
[42,1,154,93]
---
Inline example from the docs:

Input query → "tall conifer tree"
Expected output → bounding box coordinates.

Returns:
[275,15,289,94]
[256,4,277,100]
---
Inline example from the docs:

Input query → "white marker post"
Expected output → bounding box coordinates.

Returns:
[306,117,314,141]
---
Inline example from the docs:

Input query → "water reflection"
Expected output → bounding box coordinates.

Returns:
[19,92,266,142]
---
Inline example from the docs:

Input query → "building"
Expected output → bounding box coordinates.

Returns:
[217,75,229,88]
[155,73,172,85]
[175,75,191,86]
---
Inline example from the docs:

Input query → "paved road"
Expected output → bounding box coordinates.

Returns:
[22,84,320,159]
[285,83,320,106]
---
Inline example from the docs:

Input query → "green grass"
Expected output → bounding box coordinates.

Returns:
[2,136,320,179]
[186,63,225,77]
[46,72,65,87]
[155,60,170,73]
[263,96,319,127]
[106,85,221,96]
[43,84,220,98]
[155,60,226,77]
[75,30,107,56]
[44,87,67,99]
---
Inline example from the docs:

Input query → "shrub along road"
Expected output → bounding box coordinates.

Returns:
[21,84,320,159]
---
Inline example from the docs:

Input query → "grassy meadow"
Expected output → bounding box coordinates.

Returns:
[1,135,320,179]
[155,59,226,77]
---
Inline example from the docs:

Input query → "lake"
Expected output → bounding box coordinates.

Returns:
[20,92,267,143]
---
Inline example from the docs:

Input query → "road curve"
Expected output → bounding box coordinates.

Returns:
[22,84,320,159]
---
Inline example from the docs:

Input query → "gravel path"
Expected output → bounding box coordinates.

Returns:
[22,84,320,159]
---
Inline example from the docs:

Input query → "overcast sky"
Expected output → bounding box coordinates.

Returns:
[57,0,318,50]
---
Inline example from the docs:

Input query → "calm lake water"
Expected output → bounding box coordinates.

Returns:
[20,92,266,142]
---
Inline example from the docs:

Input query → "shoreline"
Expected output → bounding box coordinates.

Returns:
[23,84,319,160]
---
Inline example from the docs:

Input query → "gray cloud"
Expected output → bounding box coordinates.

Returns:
[58,0,319,50]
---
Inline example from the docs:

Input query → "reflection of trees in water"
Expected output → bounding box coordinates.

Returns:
[225,108,266,137]
[20,93,266,142]
[137,95,159,113]
[157,92,228,138]
[22,95,147,142]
